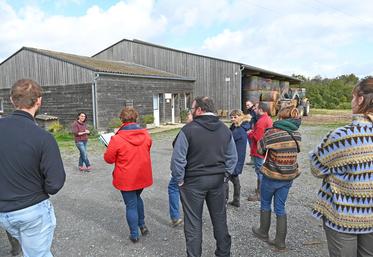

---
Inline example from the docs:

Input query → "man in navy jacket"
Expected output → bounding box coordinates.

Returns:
[0,79,66,257]
[171,96,237,257]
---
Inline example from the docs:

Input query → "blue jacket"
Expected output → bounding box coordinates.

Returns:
[230,121,249,176]
[0,110,66,212]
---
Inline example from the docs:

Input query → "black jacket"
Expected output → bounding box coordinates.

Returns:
[0,110,66,212]
[171,114,237,182]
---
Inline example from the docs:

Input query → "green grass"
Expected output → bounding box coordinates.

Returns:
[310,108,351,115]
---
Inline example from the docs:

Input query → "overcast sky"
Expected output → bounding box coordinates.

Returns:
[1,0,372,78]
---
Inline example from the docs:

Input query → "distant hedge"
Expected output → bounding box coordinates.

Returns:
[293,74,360,109]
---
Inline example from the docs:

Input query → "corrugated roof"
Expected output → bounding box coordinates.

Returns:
[23,47,192,80]
[93,38,302,84]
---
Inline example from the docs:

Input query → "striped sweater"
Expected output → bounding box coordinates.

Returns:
[310,114,373,234]
[258,119,302,181]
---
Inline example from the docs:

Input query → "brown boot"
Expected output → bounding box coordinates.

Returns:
[248,179,260,201]
[268,215,287,252]
[252,210,271,242]
[247,189,260,201]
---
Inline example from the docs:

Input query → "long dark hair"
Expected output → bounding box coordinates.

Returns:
[352,78,373,114]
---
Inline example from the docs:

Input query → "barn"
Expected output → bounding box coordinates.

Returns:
[93,39,302,115]
[0,47,194,130]
[0,39,301,129]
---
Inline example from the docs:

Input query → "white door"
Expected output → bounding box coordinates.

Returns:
[153,95,160,126]
[171,94,175,124]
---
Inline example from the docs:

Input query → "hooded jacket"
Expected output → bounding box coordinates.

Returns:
[104,122,153,191]
[171,114,237,183]
[230,116,250,176]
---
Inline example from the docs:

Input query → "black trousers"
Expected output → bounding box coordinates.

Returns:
[180,174,231,257]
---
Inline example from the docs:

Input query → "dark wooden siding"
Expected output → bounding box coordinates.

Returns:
[0,50,94,89]
[0,83,93,128]
[94,41,241,112]
[95,75,193,129]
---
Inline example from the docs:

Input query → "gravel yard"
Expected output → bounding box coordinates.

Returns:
[1,124,334,257]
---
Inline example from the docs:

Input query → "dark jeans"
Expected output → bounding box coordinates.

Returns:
[120,189,145,239]
[75,141,90,167]
[324,222,373,257]
[180,174,231,257]
[260,176,292,216]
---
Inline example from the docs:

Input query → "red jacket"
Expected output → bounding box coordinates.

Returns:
[248,113,273,158]
[104,123,153,191]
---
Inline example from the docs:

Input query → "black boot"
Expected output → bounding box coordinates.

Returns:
[6,231,21,256]
[268,215,287,251]
[252,210,271,242]
[229,176,240,207]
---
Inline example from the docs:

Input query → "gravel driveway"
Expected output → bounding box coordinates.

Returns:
[1,124,332,257]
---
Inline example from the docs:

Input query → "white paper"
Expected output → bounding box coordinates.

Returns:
[99,132,114,147]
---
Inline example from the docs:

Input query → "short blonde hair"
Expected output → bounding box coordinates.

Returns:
[119,107,138,123]
[229,109,243,117]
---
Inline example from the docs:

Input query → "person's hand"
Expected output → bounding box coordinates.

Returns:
[224,172,231,183]
[113,128,119,133]
[85,129,90,134]
[178,181,184,187]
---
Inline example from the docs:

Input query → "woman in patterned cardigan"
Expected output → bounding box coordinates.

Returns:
[310,78,373,257]
[252,106,301,251]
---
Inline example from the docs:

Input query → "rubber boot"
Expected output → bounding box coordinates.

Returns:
[268,215,287,251]
[6,231,21,256]
[229,176,240,207]
[248,179,260,201]
[252,210,271,242]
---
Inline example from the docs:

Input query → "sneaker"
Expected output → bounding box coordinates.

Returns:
[78,166,85,171]
[86,166,92,171]
[171,218,183,227]
[140,226,149,236]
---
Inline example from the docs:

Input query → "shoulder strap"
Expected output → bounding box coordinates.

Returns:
[285,130,300,153]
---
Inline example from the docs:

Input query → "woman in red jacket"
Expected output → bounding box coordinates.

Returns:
[104,107,153,243]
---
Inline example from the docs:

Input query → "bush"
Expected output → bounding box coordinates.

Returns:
[108,118,122,129]
[142,114,154,124]
[180,109,189,123]
[48,121,64,133]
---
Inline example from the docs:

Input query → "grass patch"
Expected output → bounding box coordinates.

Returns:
[310,108,351,115]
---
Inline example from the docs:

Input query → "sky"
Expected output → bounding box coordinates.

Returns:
[0,0,372,78]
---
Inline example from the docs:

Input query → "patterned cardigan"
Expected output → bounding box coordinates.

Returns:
[310,114,373,234]
[258,126,301,181]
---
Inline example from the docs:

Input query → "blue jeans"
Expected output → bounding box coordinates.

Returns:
[168,176,180,220]
[121,190,145,239]
[0,199,56,257]
[75,141,90,167]
[253,156,264,183]
[260,176,293,216]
